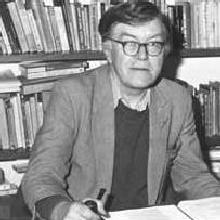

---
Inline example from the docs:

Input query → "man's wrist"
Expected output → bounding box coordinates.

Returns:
[35,196,72,220]
[50,200,72,220]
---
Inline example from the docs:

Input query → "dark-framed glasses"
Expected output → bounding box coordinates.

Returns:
[107,37,165,57]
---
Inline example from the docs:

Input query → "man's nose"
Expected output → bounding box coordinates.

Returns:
[137,45,148,60]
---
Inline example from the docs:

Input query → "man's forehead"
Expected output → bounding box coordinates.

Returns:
[111,19,166,39]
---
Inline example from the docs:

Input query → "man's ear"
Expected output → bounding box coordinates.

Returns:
[164,41,172,57]
[102,41,112,63]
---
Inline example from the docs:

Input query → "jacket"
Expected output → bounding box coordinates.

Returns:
[21,64,220,213]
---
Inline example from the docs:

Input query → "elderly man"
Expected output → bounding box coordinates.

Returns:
[21,2,220,220]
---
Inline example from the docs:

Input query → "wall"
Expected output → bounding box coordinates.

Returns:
[177,57,220,88]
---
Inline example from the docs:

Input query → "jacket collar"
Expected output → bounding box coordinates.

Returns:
[148,80,172,204]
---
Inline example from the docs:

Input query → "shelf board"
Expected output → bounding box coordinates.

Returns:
[180,48,220,58]
[0,48,220,63]
[0,50,106,63]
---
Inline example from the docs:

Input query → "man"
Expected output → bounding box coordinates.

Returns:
[21,2,220,220]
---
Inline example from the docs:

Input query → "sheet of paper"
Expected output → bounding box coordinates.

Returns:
[106,205,190,220]
[178,197,220,220]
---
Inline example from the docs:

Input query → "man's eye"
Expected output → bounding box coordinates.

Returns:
[126,42,138,48]
[148,42,163,47]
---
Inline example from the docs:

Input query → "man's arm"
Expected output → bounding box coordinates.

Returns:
[171,91,220,199]
[21,80,79,214]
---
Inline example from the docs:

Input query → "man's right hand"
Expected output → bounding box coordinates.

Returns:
[63,201,107,220]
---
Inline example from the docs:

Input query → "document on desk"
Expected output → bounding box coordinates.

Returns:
[177,197,220,220]
[107,205,190,220]
[107,197,220,220]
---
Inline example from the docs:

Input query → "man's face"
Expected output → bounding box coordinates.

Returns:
[106,18,167,95]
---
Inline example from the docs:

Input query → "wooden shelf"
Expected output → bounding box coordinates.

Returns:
[0,48,220,63]
[0,148,30,161]
[180,48,220,58]
[0,50,106,63]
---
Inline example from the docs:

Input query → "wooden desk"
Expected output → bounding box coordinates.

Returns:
[0,192,32,220]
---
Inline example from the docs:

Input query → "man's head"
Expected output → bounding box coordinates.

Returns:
[99,2,171,95]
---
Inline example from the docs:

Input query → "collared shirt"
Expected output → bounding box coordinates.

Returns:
[110,70,150,111]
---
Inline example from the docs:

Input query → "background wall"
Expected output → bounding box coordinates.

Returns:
[177,57,220,88]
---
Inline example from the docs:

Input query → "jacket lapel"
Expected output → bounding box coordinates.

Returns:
[92,65,115,194]
[148,82,171,205]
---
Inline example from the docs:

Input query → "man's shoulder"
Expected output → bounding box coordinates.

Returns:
[160,78,191,96]
[54,64,109,92]
[158,78,192,104]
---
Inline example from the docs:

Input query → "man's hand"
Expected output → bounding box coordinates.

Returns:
[63,200,108,220]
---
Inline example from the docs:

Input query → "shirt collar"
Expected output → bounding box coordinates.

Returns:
[110,69,150,111]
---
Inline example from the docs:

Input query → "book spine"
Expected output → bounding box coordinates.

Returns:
[0,2,21,54]
[5,99,18,149]
[10,94,25,148]
[69,1,81,50]
[56,0,74,51]
[23,98,34,147]
[7,2,30,53]
[26,9,44,52]
[46,6,62,52]
[31,0,55,53]
[0,98,10,149]
[16,6,37,53]
[54,6,70,52]
[0,16,12,55]
[63,0,77,51]
[74,3,85,50]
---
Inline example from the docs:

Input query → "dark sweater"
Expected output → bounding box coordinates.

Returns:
[108,100,149,211]
[36,100,150,218]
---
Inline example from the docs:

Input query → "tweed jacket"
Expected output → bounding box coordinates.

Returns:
[21,64,220,212]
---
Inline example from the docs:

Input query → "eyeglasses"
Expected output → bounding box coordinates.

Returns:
[107,37,165,57]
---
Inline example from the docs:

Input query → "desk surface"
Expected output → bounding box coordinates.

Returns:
[0,193,31,220]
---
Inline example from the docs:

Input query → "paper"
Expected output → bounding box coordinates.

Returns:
[178,197,220,220]
[107,205,190,220]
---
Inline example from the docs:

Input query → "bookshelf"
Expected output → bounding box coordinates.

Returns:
[1,48,220,64]
[0,50,106,63]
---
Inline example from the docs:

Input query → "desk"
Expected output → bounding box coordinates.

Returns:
[0,192,31,220]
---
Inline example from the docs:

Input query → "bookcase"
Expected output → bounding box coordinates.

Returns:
[0,0,220,187]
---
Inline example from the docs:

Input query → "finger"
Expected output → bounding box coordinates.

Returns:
[95,199,109,217]
[66,201,100,220]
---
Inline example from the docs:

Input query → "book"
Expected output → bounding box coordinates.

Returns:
[19,60,88,79]
[25,67,85,80]
[0,1,21,54]
[45,5,62,52]
[23,97,34,147]
[21,80,55,95]
[74,2,85,50]
[54,5,70,52]
[7,1,30,54]
[30,0,56,53]
[19,60,89,73]
[54,0,74,51]
[106,197,220,220]
[69,0,81,50]
[10,94,25,149]
[41,0,57,52]
[29,95,38,140]
[5,98,18,149]
[26,8,44,52]
[0,98,10,149]
[0,16,12,55]
[167,2,191,49]
[15,0,37,53]
[12,161,28,173]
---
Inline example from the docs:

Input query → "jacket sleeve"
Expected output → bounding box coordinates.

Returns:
[21,80,79,212]
[171,90,220,200]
